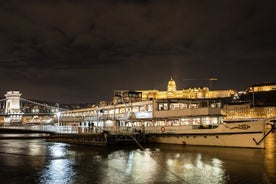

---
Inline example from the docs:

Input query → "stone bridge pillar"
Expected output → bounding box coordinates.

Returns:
[5,91,22,114]
[4,91,23,124]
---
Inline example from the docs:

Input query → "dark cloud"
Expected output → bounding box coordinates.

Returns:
[0,0,275,103]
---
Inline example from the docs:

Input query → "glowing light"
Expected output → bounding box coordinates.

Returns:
[39,143,76,184]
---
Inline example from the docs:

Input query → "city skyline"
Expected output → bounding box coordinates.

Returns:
[0,0,275,103]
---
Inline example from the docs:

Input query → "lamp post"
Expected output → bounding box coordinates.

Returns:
[96,106,99,127]
[57,111,61,126]
[251,87,255,108]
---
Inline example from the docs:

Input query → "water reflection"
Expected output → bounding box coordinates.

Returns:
[0,139,46,168]
[100,149,158,183]
[264,131,276,183]
[0,133,275,183]
[143,146,227,184]
[181,154,226,184]
[94,146,228,184]
[39,159,76,184]
[39,143,76,184]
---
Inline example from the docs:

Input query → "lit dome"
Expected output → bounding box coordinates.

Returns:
[167,77,177,92]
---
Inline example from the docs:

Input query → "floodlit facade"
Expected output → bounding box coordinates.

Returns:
[223,103,276,120]
[136,78,237,100]
[247,82,276,92]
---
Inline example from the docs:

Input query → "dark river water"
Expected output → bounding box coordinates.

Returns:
[0,132,275,184]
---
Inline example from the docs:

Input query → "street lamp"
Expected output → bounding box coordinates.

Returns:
[57,111,61,126]
[250,87,255,108]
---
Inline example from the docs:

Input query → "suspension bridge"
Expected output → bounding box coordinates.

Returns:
[0,91,62,125]
[0,91,145,145]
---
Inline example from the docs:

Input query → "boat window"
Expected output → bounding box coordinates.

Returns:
[158,103,168,111]
[158,103,163,110]
[163,103,168,110]
[156,120,165,126]
[173,119,180,126]
[211,102,221,108]
[191,118,200,125]
[148,105,153,111]
[179,103,188,109]
[140,105,146,111]
[108,109,114,115]
[189,104,198,108]
[201,117,218,126]
[180,118,191,125]
[120,108,125,113]
[170,103,179,110]
[132,106,139,112]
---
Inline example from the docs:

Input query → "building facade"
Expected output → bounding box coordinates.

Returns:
[136,78,237,101]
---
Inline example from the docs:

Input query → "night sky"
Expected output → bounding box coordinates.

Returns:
[0,0,275,104]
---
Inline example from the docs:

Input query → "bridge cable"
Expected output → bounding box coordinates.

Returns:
[20,98,67,111]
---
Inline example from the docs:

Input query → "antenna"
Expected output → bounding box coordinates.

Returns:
[209,78,217,89]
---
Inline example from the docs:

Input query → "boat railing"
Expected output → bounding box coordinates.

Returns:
[143,124,219,134]
[76,125,219,135]
[143,125,193,134]
[75,126,143,135]
[103,126,143,135]
[1,125,80,134]
[1,124,219,135]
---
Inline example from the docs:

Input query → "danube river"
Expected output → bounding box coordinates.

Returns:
[0,132,275,184]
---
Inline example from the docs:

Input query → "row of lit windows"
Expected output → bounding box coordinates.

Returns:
[158,102,222,111]
[141,117,221,127]
[62,104,153,117]
[158,103,199,111]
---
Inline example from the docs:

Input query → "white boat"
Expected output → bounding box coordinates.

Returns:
[64,98,271,148]
[144,116,268,149]
[125,99,271,149]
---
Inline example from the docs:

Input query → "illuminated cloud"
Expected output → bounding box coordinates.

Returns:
[0,0,275,103]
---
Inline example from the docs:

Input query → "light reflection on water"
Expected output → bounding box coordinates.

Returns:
[38,143,76,184]
[0,132,275,184]
[264,131,276,183]
[142,147,228,184]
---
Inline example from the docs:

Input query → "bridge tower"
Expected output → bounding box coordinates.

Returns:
[4,91,23,124]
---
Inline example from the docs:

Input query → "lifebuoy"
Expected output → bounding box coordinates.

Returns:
[161,126,165,132]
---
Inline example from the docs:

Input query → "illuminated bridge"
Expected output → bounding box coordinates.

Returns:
[0,91,62,125]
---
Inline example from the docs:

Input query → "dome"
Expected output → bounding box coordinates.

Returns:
[167,77,177,92]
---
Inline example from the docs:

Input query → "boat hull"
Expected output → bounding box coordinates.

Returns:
[145,120,267,148]
[146,132,265,148]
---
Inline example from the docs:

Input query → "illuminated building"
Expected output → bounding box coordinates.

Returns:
[247,82,276,92]
[135,77,237,101]
[223,82,276,120]
[111,79,276,120]
[222,103,276,119]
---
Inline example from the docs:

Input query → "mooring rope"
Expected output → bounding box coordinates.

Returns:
[129,135,188,183]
